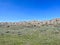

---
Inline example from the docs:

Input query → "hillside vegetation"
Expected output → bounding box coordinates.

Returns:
[0,18,60,45]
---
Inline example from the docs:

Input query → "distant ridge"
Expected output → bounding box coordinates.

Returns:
[0,18,60,27]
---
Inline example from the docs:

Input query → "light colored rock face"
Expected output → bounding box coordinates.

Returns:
[0,18,60,27]
[49,18,60,25]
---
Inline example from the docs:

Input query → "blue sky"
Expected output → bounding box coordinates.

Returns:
[0,0,60,22]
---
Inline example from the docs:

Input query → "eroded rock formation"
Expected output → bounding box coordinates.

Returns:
[0,18,60,27]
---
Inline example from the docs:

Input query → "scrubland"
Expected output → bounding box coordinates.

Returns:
[0,24,60,45]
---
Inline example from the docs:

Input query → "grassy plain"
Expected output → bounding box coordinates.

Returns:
[0,25,60,45]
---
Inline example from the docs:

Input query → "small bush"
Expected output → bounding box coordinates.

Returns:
[33,25,36,27]
[7,25,10,28]
[18,32,21,35]
[6,31,10,33]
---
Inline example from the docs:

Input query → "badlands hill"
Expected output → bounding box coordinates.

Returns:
[0,18,60,27]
